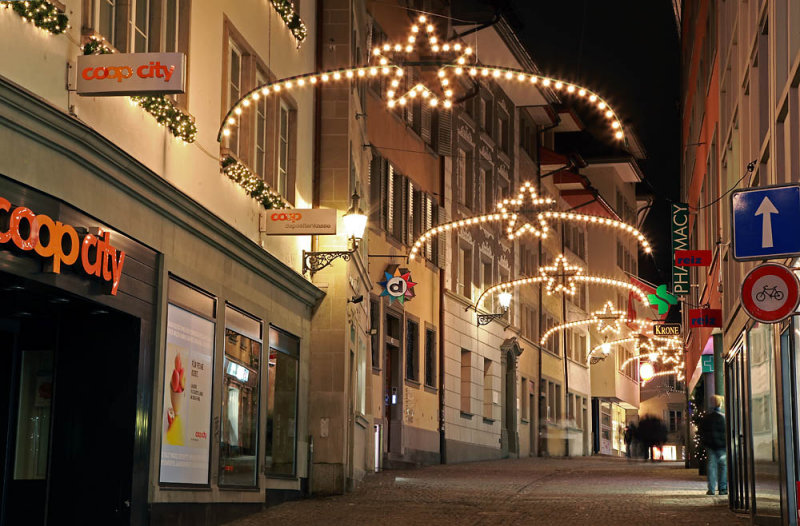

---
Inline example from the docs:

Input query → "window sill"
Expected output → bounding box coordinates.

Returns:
[405,379,421,388]
[423,385,437,394]
[372,367,382,375]
[520,418,529,425]
[265,473,298,481]
[355,413,370,429]
[483,417,495,425]
[460,411,473,420]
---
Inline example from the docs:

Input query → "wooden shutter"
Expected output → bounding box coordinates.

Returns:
[436,203,446,268]
[437,108,452,156]
[421,104,432,144]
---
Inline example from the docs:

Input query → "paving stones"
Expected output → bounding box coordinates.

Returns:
[226,457,748,526]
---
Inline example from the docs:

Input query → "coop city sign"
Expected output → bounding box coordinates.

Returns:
[76,52,186,96]
[0,197,126,294]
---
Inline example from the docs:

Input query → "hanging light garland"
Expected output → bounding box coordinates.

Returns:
[221,156,287,210]
[408,183,651,261]
[0,0,69,35]
[476,269,649,310]
[217,17,627,142]
[270,0,307,43]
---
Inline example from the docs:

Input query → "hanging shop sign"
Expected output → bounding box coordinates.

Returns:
[76,52,186,96]
[688,309,722,328]
[731,184,800,261]
[701,354,714,373]
[0,197,125,294]
[647,284,678,315]
[671,203,690,295]
[740,262,800,323]
[674,250,712,266]
[653,323,682,336]
[378,265,416,304]
[263,208,337,235]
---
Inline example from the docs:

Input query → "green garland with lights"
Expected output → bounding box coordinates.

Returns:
[270,0,306,43]
[129,96,197,143]
[222,156,287,209]
[0,0,68,34]
[82,38,197,143]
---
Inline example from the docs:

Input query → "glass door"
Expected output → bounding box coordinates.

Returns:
[726,340,751,513]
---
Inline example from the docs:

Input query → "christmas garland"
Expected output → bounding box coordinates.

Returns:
[222,156,287,209]
[270,0,306,43]
[82,37,197,143]
[0,0,68,34]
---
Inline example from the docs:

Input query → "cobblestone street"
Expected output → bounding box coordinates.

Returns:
[227,457,747,525]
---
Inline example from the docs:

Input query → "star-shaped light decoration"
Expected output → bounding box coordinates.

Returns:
[591,301,627,334]
[378,267,417,304]
[409,181,554,261]
[538,254,583,296]
[371,14,474,109]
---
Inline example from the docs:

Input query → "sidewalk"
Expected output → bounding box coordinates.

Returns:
[226,456,747,525]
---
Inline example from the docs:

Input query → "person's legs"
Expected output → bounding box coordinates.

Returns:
[718,449,728,493]
[707,448,719,494]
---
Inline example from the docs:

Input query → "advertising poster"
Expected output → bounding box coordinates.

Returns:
[159,304,214,485]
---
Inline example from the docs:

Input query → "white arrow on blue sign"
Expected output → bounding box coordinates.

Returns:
[732,184,800,260]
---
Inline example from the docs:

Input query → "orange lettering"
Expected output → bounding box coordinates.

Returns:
[0,197,11,243]
[9,207,38,251]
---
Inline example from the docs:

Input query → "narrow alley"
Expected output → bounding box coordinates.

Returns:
[226,457,746,526]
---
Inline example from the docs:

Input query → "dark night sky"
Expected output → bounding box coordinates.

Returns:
[500,0,681,285]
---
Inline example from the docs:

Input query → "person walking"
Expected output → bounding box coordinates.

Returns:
[700,395,728,495]
[624,422,636,459]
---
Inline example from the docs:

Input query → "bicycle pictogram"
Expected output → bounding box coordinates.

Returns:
[755,285,784,302]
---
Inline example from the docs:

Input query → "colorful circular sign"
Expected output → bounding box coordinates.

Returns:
[741,263,800,323]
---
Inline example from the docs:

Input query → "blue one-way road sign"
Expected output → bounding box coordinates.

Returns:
[732,184,800,260]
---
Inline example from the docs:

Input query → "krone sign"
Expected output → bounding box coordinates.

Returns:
[263,208,337,235]
[77,52,186,96]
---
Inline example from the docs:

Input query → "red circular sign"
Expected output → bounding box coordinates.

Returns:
[741,263,800,323]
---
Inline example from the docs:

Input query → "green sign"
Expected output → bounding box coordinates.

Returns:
[648,284,678,315]
[701,354,714,373]
[671,203,690,296]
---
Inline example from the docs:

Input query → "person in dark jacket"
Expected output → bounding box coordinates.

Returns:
[700,395,728,495]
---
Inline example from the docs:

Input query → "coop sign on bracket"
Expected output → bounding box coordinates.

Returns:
[76,52,186,96]
[0,197,126,295]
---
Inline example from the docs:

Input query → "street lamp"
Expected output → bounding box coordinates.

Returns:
[639,362,655,382]
[477,290,512,326]
[302,190,367,276]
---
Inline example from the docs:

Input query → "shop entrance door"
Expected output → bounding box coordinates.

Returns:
[0,274,140,526]
[725,341,751,513]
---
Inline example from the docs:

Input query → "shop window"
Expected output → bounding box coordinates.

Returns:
[483,359,492,419]
[220,305,262,487]
[424,328,436,388]
[160,277,216,486]
[370,298,380,370]
[266,326,300,477]
[405,320,419,382]
[13,351,54,480]
[520,378,529,421]
[460,350,471,413]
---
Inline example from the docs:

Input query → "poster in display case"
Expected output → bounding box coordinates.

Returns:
[159,304,215,485]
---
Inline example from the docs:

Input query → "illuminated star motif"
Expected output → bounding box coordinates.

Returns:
[371,14,475,109]
[591,301,627,334]
[538,254,583,296]
[378,267,417,304]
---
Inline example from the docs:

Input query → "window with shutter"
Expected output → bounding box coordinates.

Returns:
[407,181,415,246]
[421,104,432,144]
[369,154,382,228]
[436,109,452,156]
[386,164,395,234]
